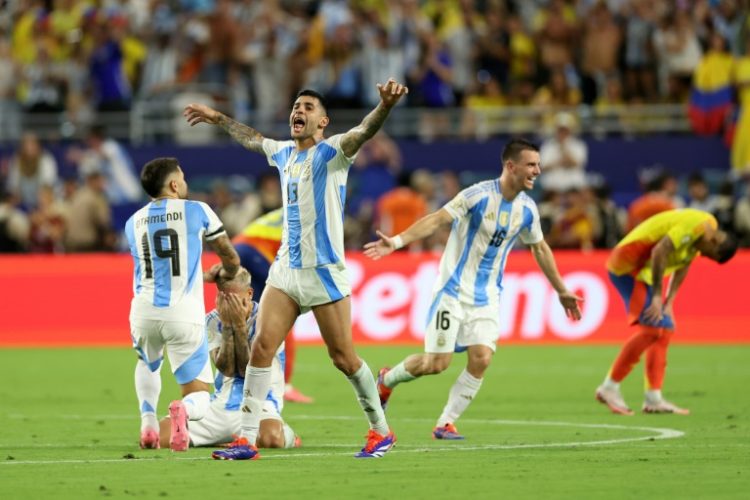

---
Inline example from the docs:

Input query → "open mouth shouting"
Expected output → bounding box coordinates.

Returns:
[291,115,306,134]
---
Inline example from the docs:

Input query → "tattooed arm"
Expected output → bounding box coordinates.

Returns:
[340,78,408,158]
[206,234,240,281]
[183,103,265,154]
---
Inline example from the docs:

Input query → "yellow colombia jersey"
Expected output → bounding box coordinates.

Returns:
[607,209,717,285]
[232,208,283,262]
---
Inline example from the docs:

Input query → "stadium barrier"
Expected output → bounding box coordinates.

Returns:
[0,251,747,346]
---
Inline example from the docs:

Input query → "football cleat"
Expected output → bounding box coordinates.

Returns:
[168,400,189,451]
[355,429,396,458]
[377,367,393,410]
[642,400,690,415]
[139,427,160,449]
[595,385,634,416]
[432,423,465,440]
[211,437,260,460]
[284,385,314,404]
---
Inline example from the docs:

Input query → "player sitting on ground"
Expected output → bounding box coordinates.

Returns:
[158,267,299,451]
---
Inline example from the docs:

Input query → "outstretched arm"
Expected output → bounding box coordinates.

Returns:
[183,103,265,154]
[364,208,453,260]
[528,240,583,320]
[340,78,408,158]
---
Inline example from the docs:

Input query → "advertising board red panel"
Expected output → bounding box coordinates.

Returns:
[0,252,747,346]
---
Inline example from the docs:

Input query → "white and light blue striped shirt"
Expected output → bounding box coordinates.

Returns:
[126,199,226,324]
[435,179,543,307]
[262,135,354,269]
[206,303,285,412]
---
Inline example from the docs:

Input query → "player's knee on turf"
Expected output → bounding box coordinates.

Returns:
[257,420,285,448]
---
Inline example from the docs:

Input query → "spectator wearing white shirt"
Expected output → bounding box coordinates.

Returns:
[539,112,588,193]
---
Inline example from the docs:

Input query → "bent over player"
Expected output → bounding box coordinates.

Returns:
[364,139,583,439]
[595,209,737,415]
[125,157,240,451]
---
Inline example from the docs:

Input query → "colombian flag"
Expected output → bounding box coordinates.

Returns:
[688,51,734,135]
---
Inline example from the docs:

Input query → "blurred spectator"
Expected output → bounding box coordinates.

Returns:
[443,0,484,103]
[626,171,680,231]
[139,29,179,97]
[89,15,132,112]
[652,9,702,102]
[688,30,733,135]
[547,188,596,251]
[361,25,407,108]
[475,7,509,92]
[590,183,624,249]
[731,36,750,177]
[63,170,113,252]
[21,44,66,113]
[68,125,141,205]
[579,2,622,104]
[209,179,259,238]
[532,68,582,107]
[0,189,30,252]
[711,0,745,55]
[623,0,657,102]
[533,0,578,74]
[507,13,536,84]
[686,172,719,212]
[409,30,454,108]
[459,72,506,140]
[0,36,21,140]
[375,170,428,250]
[713,179,736,233]
[28,184,66,253]
[539,111,588,192]
[5,131,59,209]
[349,132,401,216]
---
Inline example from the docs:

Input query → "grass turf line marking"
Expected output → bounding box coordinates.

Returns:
[0,416,683,465]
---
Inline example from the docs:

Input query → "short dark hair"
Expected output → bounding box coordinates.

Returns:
[502,138,539,163]
[295,89,328,114]
[716,233,738,264]
[141,157,181,198]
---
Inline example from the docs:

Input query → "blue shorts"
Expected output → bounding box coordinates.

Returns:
[608,272,674,330]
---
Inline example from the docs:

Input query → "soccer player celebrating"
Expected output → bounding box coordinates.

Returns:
[596,208,737,415]
[125,157,240,451]
[184,78,408,459]
[364,139,583,440]
[158,268,300,451]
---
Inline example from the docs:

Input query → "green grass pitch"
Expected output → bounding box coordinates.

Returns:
[1,345,748,499]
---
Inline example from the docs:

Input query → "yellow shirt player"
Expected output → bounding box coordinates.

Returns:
[596,209,737,416]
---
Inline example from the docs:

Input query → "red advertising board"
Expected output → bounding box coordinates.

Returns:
[0,251,747,346]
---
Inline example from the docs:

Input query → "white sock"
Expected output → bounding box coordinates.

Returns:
[282,423,297,448]
[383,361,416,389]
[182,390,210,420]
[347,360,389,435]
[436,369,483,427]
[239,365,272,444]
[602,376,620,391]
[645,389,663,404]
[135,360,161,431]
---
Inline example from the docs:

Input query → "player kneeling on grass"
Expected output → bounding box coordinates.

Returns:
[596,209,738,416]
[158,268,300,453]
[364,139,583,440]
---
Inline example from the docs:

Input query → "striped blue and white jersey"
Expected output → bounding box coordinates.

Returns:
[435,179,543,306]
[125,199,226,325]
[262,135,355,269]
[205,302,285,411]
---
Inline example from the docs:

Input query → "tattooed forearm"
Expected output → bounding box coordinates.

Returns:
[341,103,392,157]
[214,327,236,376]
[232,322,250,376]
[209,235,240,278]
[217,114,265,153]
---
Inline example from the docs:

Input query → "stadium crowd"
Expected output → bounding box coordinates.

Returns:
[1,0,750,253]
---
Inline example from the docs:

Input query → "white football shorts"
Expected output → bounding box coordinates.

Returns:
[267,261,351,313]
[130,318,213,384]
[424,293,500,354]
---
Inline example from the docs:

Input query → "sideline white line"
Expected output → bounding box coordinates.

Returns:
[0,416,683,466]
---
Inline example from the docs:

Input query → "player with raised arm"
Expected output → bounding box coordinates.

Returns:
[184,78,408,459]
[364,139,583,440]
[157,268,300,451]
[125,157,240,451]
[595,209,737,415]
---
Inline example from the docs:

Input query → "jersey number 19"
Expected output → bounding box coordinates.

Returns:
[141,229,181,278]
